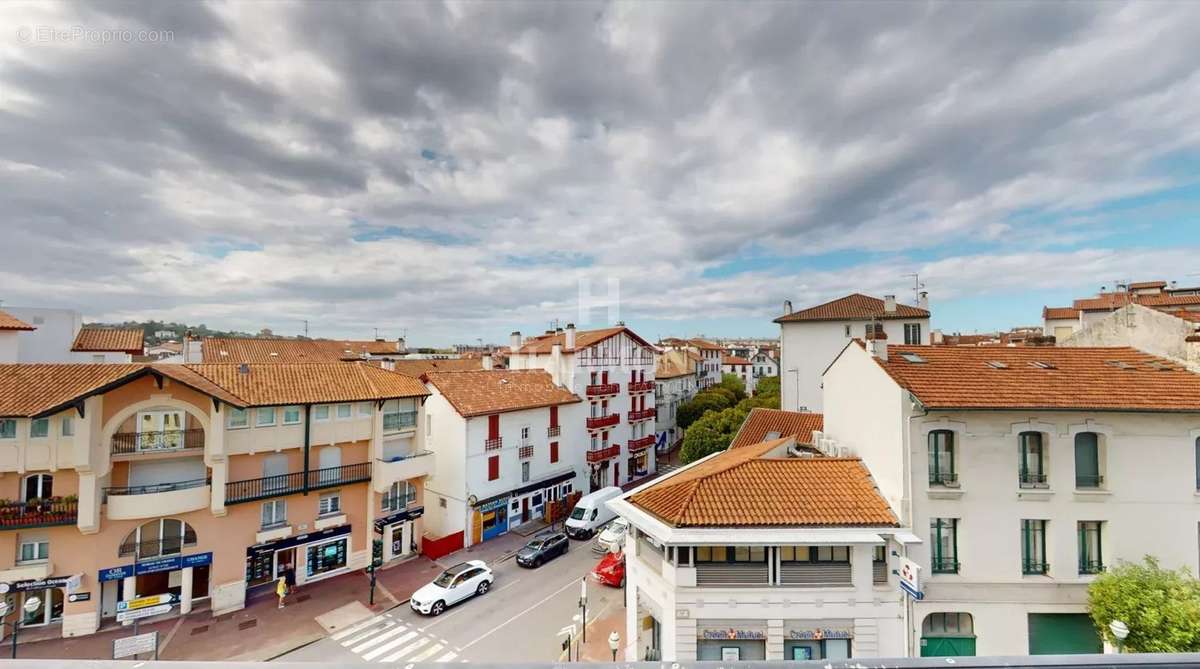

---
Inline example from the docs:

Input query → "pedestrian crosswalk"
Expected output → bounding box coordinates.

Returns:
[330,611,462,663]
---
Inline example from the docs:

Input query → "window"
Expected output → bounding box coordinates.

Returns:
[488,455,499,481]
[314,405,330,421]
[550,441,559,464]
[60,417,73,437]
[865,322,884,337]
[1021,519,1048,575]
[261,500,287,528]
[23,474,52,501]
[928,430,956,486]
[30,418,49,438]
[779,545,849,562]
[383,481,416,512]
[19,540,49,563]
[383,399,416,432]
[1074,432,1102,488]
[256,407,276,427]
[119,518,196,558]
[1019,432,1046,487]
[283,406,302,425]
[695,546,767,563]
[922,612,973,637]
[227,407,249,429]
[336,404,352,419]
[0,419,15,439]
[262,453,289,491]
[521,426,530,442]
[1078,521,1104,574]
[522,461,530,483]
[358,402,372,416]
[904,323,923,345]
[930,518,959,573]
[318,492,341,516]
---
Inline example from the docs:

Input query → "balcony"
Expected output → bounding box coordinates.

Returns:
[931,557,960,574]
[106,479,210,520]
[226,462,372,505]
[373,452,434,492]
[586,383,620,397]
[628,435,655,452]
[628,408,656,422]
[929,471,959,487]
[519,445,534,459]
[586,444,621,463]
[485,437,503,451]
[112,428,204,455]
[0,498,78,530]
[1079,559,1105,575]
[1019,470,1048,488]
[383,411,418,433]
[586,414,620,430]
[628,381,654,393]
[1023,560,1050,576]
[547,425,561,437]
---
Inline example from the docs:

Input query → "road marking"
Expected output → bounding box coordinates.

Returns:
[380,637,430,663]
[361,630,419,661]
[341,620,395,646]
[409,642,445,662]
[331,615,390,641]
[455,576,586,653]
[351,623,410,653]
[422,578,519,631]
[436,651,458,662]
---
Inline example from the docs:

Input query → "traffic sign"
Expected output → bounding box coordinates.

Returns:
[117,593,173,612]
[116,603,172,622]
[898,556,924,600]
[113,631,159,659]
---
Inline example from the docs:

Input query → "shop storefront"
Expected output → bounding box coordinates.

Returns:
[0,576,70,628]
[696,623,767,661]
[98,551,212,619]
[374,506,423,562]
[246,524,352,589]
[784,622,853,660]
[472,471,576,541]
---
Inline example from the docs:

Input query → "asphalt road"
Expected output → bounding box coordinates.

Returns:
[275,535,624,663]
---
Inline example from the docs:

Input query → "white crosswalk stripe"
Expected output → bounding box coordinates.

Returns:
[380,636,430,662]
[330,614,392,641]
[361,630,419,661]
[327,610,464,663]
[408,643,445,663]
[350,623,411,653]
[436,651,459,662]
[341,620,396,646]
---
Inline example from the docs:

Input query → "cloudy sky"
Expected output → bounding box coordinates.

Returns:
[3,1,1200,346]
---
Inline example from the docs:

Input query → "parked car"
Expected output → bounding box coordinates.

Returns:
[593,517,630,553]
[565,486,622,539]
[515,530,569,568]
[590,551,625,588]
[410,560,493,616]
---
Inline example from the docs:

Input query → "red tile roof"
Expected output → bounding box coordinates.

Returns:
[202,337,405,363]
[872,345,1200,412]
[71,328,144,354]
[721,355,752,366]
[730,408,824,448]
[1130,280,1168,290]
[775,293,929,323]
[1073,293,1200,311]
[1042,307,1080,320]
[629,437,897,528]
[423,369,581,417]
[0,310,35,331]
[515,326,653,354]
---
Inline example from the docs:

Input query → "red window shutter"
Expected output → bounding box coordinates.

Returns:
[550,441,559,463]
[602,370,608,384]
[488,455,499,480]
[550,406,558,428]
[630,369,636,382]
[602,399,608,413]
[488,414,499,440]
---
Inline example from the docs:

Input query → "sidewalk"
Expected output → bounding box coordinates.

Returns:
[574,605,626,662]
[13,555,439,661]
[434,529,531,567]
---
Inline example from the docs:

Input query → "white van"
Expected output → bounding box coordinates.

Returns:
[564,486,623,539]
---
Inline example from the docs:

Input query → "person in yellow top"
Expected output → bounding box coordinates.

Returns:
[276,576,288,609]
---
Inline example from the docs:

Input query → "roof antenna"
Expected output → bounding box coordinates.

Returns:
[903,273,925,304]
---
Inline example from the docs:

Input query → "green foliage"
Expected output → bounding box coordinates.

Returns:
[680,406,750,464]
[704,386,738,406]
[736,395,778,412]
[755,375,781,398]
[677,391,733,430]
[1087,556,1200,652]
[717,373,748,401]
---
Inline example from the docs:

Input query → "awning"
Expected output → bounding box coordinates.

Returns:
[892,530,923,545]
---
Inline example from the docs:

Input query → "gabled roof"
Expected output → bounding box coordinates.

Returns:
[423,369,581,417]
[721,355,752,366]
[1042,306,1080,320]
[628,437,898,528]
[871,345,1200,412]
[655,352,694,379]
[688,338,722,350]
[514,326,653,355]
[730,408,824,449]
[0,310,35,331]
[202,337,403,363]
[775,293,929,323]
[1130,280,1168,290]
[385,359,485,377]
[71,328,144,354]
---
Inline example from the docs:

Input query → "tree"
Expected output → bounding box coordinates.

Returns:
[676,392,732,430]
[718,374,747,401]
[736,395,778,413]
[755,375,781,398]
[704,386,738,406]
[680,406,750,464]
[1087,556,1200,652]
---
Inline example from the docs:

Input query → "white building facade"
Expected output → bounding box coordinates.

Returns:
[654,352,698,453]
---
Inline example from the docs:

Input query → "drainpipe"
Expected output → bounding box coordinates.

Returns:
[302,403,312,496]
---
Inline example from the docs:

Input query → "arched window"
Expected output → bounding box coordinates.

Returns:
[23,473,53,502]
[383,481,415,512]
[120,518,196,559]
[922,613,976,657]
[928,430,956,485]
[1074,432,1101,489]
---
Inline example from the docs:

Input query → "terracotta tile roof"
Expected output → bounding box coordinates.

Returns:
[775,293,929,323]
[71,328,144,354]
[872,345,1200,412]
[202,337,404,363]
[1073,293,1200,311]
[629,437,897,528]
[386,359,485,377]
[730,408,824,449]
[182,362,428,406]
[655,353,694,379]
[1043,306,1080,320]
[1169,309,1200,324]
[514,326,653,354]
[721,355,752,366]
[1130,280,1168,290]
[0,310,35,331]
[689,338,722,350]
[0,364,146,416]
[423,369,581,418]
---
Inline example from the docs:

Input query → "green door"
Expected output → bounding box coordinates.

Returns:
[1028,614,1102,654]
[920,637,976,657]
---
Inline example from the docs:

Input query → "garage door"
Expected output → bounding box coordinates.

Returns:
[1028,613,1102,655]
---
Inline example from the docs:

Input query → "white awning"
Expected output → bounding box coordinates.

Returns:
[891,530,923,545]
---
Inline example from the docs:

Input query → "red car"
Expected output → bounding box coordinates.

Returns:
[590,551,625,588]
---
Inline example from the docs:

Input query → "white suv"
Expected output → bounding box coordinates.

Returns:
[410,560,494,616]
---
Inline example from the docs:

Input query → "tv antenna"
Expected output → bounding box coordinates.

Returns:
[903,273,925,304]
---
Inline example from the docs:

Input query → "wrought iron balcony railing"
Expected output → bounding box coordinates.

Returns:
[112,428,204,455]
[225,462,371,505]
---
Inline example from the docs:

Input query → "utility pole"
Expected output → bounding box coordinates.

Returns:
[903,273,925,305]
[303,320,309,337]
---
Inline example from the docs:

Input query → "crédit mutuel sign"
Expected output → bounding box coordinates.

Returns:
[700,628,766,640]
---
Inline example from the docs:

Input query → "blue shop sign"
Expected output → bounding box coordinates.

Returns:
[100,552,213,581]
[136,556,182,575]
[99,565,135,583]
[182,552,213,568]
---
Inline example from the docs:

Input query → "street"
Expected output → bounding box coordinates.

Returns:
[276,535,624,663]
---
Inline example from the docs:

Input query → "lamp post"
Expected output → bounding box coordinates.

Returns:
[10,596,41,658]
[609,631,620,662]
[578,578,588,642]
[1109,620,1129,654]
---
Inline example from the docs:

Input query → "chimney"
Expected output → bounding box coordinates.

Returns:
[918,291,929,311]
[884,294,896,313]
[550,343,563,385]
[382,360,395,371]
[565,323,576,349]
[482,354,493,370]
[866,329,888,361]
[183,329,193,363]
[783,300,793,315]
[397,336,406,352]
[510,331,521,352]
[1187,327,1200,366]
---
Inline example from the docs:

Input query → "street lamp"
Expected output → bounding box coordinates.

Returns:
[578,578,588,642]
[609,631,620,661]
[1109,620,1129,653]
[9,596,41,658]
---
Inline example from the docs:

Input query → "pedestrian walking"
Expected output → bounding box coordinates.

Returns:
[283,563,297,595]
[276,576,287,609]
